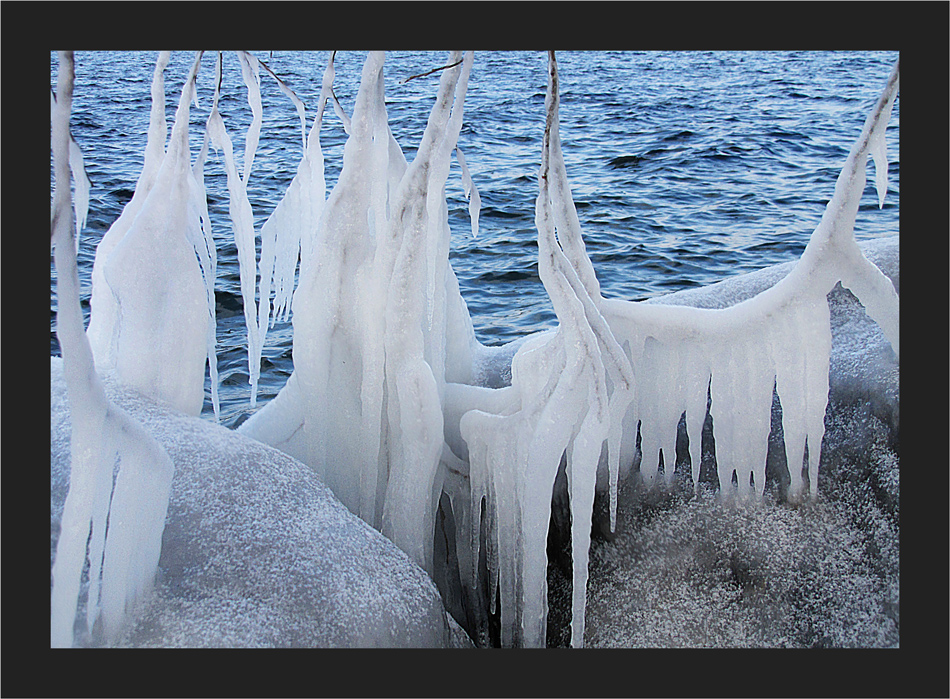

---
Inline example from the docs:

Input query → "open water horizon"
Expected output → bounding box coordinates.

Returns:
[50,50,900,429]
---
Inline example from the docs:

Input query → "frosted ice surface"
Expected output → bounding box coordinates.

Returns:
[50,359,465,648]
[584,483,899,648]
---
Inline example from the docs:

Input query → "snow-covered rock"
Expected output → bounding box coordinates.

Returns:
[50,357,471,648]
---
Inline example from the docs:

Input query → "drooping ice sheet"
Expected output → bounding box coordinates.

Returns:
[601,59,899,504]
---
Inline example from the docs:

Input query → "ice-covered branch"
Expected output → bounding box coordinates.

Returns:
[600,59,899,503]
[459,51,636,648]
[50,51,173,648]
[48,90,90,251]
[256,53,309,153]
[399,57,465,85]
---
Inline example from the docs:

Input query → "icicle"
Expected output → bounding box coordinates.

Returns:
[238,51,263,185]
[191,50,224,422]
[867,72,898,209]
[51,51,173,648]
[252,50,338,420]
[455,147,480,239]
[206,52,262,406]
[264,51,337,328]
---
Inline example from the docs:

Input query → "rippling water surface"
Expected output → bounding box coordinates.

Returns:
[50,50,900,428]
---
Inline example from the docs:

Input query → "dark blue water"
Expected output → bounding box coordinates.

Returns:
[51,51,900,428]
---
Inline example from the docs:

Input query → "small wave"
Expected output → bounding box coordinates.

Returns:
[608,155,644,169]
[215,290,244,318]
[662,129,695,143]
[481,206,530,221]
[476,265,540,284]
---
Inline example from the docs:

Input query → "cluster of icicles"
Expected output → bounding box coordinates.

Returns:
[51,50,899,648]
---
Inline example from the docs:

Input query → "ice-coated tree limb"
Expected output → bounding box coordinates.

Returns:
[51,51,173,648]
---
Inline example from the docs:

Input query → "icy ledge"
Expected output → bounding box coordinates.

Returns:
[50,356,471,648]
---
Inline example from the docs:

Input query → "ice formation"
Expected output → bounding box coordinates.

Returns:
[50,52,174,648]
[459,52,635,647]
[242,51,481,574]
[254,52,332,391]
[50,357,469,648]
[600,59,899,506]
[48,90,90,252]
[242,51,897,647]
[85,51,213,417]
[52,50,898,648]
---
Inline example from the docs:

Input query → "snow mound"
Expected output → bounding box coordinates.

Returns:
[50,357,470,648]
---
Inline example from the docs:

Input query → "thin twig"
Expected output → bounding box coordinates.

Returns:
[399,58,464,85]
[254,52,304,105]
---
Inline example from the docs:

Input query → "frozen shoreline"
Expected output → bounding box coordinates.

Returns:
[51,236,898,648]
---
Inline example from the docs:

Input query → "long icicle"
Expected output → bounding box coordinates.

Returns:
[205,52,262,406]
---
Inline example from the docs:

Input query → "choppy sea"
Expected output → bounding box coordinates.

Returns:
[50,50,900,428]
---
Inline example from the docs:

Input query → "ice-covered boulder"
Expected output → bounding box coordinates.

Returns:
[50,357,471,648]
